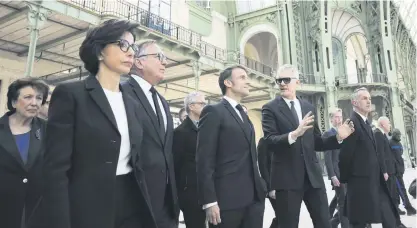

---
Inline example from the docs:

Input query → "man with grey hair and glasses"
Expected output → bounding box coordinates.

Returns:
[173,91,207,228]
[122,40,179,228]
[339,87,400,228]
[262,64,354,228]
[323,108,350,228]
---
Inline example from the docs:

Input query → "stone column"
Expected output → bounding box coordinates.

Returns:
[378,0,408,162]
[24,3,49,77]
[319,1,337,111]
[192,60,201,91]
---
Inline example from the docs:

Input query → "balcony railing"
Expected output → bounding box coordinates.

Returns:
[58,0,322,85]
[237,55,275,77]
[64,0,201,48]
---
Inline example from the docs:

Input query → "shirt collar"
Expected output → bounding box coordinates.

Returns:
[131,74,152,93]
[355,111,368,123]
[223,96,239,108]
[282,97,298,107]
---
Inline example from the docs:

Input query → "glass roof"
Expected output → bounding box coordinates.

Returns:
[392,0,417,46]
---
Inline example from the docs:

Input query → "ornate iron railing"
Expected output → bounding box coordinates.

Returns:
[237,55,275,77]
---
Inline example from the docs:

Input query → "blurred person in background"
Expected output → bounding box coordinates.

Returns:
[0,78,48,228]
[179,107,187,123]
[390,128,416,216]
[173,91,207,228]
[37,86,54,120]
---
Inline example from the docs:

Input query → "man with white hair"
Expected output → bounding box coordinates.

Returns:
[340,88,400,228]
[262,64,354,228]
[374,117,408,228]
[172,92,207,228]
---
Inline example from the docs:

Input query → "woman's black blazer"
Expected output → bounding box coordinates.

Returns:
[0,113,46,228]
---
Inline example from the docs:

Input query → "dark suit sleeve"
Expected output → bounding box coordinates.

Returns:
[172,129,184,189]
[39,84,74,228]
[374,131,387,174]
[257,139,271,191]
[323,131,336,179]
[339,129,359,183]
[261,105,290,147]
[196,105,220,206]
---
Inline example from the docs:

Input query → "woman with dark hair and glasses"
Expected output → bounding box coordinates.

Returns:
[34,19,157,228]
[0,78,48,228]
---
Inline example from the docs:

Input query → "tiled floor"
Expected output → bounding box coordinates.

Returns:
[179,169,417,228]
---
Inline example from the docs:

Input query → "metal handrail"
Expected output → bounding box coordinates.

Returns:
[237,55,275,77]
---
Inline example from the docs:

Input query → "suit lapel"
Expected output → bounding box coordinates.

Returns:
[26,118,42,169]
[160,96,172,145]
[222,99,251,143]
[354,112,376,149]
[277,97,298,129]
[122,91,143,166]
[0,114,25,167]
[128,77,164,144]
[85,76,118,132]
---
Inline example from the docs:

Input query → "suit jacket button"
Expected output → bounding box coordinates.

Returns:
[23,178,28,183]
[110,140,116,143]
[161,170,165,173]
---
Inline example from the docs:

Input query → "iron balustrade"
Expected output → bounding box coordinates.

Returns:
[237,55,275,77]
[200,41,226,61]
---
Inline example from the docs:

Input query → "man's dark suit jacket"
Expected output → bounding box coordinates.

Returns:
[122,77,179,221]
[374,128,395,175]
[257,138,273,192]
[172,116,199,206]
[196,99,266,210]
[323,128,341,180]
[0,114,45,228]
[262,96,340,190]
[339,112,392,223]
[35,76,157,228]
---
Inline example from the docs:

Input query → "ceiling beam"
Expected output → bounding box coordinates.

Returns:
[0,7,28,24]
[160,68,218,84]
[18,29,88,56]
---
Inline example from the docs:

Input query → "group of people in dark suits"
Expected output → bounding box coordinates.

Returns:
[1,18,415,228]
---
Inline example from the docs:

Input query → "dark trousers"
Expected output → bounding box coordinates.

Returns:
[268,197,278,228]
[155,188,177,228]
[350,185,397,228]
[209,201,264,228]
[114,173,145,228]
[395,174,413,209]
[329,194,337,217]
[329,184,349,228]
[275,176,331,228]
[179,190,206,228]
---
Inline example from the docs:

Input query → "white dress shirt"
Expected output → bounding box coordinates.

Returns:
[282,97,302,145]
[131,74,167,131]
[103,88,132,175]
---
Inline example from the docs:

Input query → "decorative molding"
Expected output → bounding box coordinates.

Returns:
[237,12,279,32]
[26,3,50,30]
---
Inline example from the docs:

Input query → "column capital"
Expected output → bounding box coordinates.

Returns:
[26,3,50,30]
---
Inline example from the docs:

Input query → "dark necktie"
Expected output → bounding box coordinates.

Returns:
[290,101,299,125]
[364,119,375,141]
[236,104,252,134]
[150,87,165,135]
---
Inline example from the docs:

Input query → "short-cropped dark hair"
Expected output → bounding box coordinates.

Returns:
[79,19,139,75]
[218,65,247,95]
[7,78,49,113]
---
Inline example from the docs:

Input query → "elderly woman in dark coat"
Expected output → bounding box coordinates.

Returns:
[0,78,49,228]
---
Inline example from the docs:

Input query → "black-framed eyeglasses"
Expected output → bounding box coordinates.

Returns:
[137,53,167,63]
[110,39,138,53]
[275,77,297,85]
[191,102,207,106]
